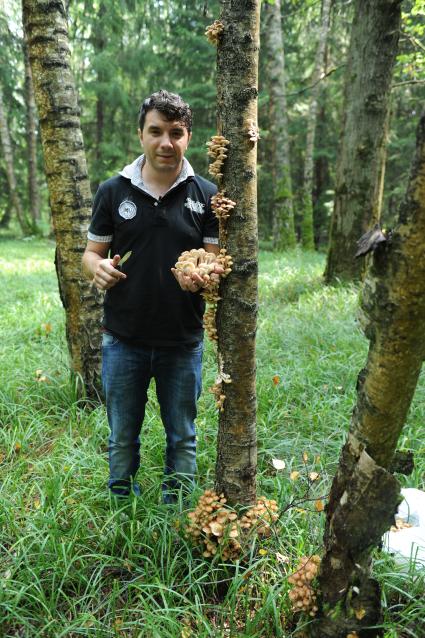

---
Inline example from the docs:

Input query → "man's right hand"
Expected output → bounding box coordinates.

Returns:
[92,254,127,291]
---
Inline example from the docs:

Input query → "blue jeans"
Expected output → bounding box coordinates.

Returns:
[101,332,203,501]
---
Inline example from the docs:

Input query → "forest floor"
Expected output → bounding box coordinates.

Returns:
[0,237,424,638]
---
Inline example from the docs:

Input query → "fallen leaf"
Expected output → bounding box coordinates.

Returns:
[272,458,286,470]
[272,375,280,386]
[354,608,366,620]
[315,499,325,512]
[42,323,52,334]
[309,472,320,481]
[275,552,290,564]
[290,471,300,481]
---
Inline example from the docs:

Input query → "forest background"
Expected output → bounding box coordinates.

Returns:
[1,0,424,244]
[1,1,425,637]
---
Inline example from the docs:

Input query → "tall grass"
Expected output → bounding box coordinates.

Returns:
[0,238,423,637]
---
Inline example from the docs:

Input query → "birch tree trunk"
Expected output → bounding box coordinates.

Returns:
[300,0,332,249]
[0,85,30,234]
[214,0,260,507]
[22,0,103,398]
[92,0,106,192]
[262,0,296,251]
[324,0,402,283]
[310,113,425,638]
[23,41,40,225]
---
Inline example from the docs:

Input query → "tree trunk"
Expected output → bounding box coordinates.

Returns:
[0,85,30,234]
[214,0,260,507]
[23,40,40,226]
[92,1,106,193]
[324,0,402,283]
[262,0,296,251]
[22,0,103,398]
[300,0,332,250]
[310,112,425,638]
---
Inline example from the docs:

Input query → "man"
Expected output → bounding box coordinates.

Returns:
[82,90,221,502]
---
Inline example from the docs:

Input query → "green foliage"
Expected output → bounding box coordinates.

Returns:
[1,238,424,636]
[0,0,424,241]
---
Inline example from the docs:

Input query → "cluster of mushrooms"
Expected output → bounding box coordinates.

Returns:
[207,134,230,180]
[173,248,232,352]
[186,490,279,560]
[287,554,321,617]
[205,19,224,45]
[209,353,232,411]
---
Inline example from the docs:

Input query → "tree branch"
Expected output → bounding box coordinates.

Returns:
[287,64,345,97]
[392,79,425,88]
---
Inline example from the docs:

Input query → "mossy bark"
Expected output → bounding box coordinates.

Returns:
[324,0,401,283]
[214,0,260,507]
[262,0,295,251]
[22,0,102,398]
[310,113,425,637]
[300,0,332,250]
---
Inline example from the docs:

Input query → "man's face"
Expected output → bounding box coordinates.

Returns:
[139,109,191,174]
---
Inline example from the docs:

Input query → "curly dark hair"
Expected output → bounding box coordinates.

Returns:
[138,90,192,133]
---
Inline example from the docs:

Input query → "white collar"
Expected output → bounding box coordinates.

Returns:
[119,154,195,198]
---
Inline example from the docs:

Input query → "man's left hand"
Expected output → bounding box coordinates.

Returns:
[171,262,224,293]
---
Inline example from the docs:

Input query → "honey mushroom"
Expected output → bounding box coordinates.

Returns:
[207,135,230,180]
[287,555,321,617]
[211,193,236,221]
[205,19,224,45]
[186,490,279,561]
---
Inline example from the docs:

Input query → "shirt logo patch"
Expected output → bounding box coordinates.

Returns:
[184,197,205,214]
[118,200,137,220]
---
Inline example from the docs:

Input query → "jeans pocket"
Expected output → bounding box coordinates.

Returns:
[183,341,204,354]
[102,332,120,347]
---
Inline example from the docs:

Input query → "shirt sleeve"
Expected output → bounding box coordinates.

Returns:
[87,187,114,243]
[202,193,219,245]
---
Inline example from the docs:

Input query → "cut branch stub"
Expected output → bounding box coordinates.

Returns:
[245,118,260,143]
[205,19,224,45]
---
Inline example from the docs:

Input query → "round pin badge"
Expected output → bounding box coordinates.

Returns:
[118,200,137,220]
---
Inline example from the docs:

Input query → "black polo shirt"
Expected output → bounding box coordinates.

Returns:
[88,171,218,346]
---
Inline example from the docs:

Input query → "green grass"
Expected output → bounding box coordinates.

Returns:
[0,238,424,638]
